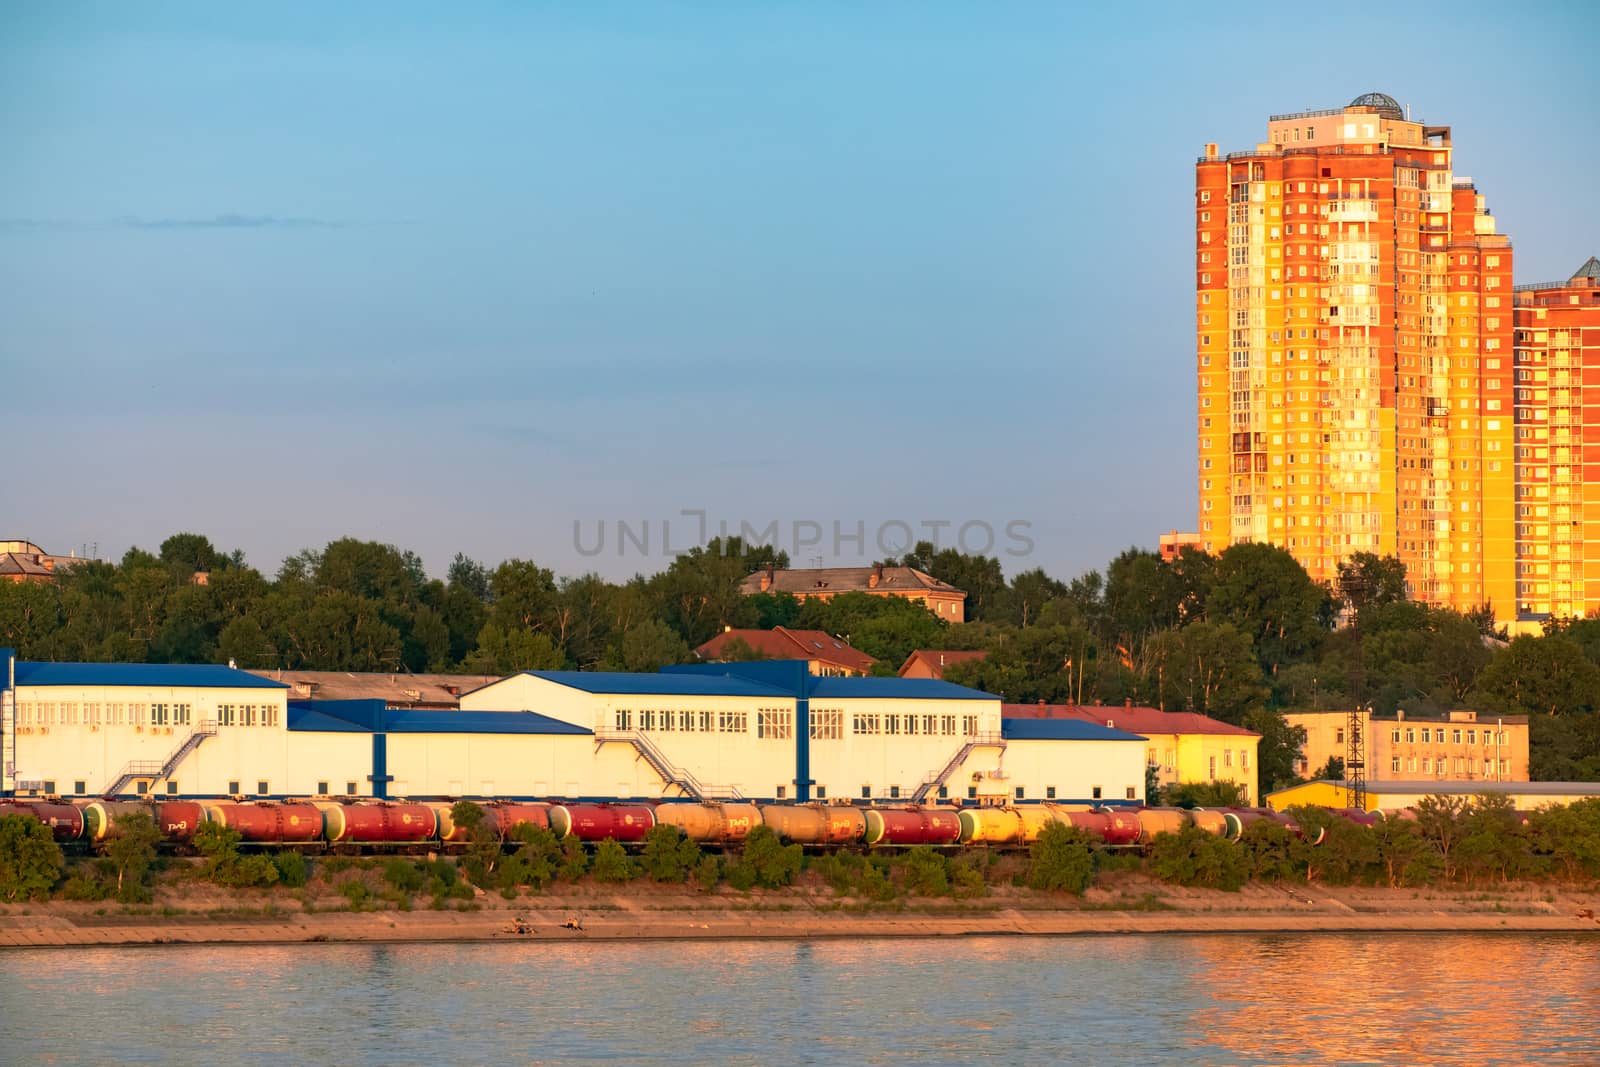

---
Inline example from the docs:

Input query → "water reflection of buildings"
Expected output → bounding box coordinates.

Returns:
[1189,933,1600,1064]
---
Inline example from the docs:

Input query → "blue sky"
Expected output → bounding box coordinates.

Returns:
[4,2,1597,582]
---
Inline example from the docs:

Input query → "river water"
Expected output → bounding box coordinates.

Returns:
[2,933,1596,1065]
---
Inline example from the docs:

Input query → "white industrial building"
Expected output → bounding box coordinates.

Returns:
[0,651,1148,806]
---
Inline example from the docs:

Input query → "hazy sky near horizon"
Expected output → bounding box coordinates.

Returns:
[4,2,1598,583]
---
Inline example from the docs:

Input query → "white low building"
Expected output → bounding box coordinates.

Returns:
[0,651,1148,805]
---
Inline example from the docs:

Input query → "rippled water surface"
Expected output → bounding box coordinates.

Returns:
[2,934,1597,1065]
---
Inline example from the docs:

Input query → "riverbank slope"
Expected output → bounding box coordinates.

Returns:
[3,876,1596,947]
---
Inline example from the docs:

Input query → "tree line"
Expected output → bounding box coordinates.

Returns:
[1,533,1598,789]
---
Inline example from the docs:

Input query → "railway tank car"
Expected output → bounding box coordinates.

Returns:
[760,804,866,845]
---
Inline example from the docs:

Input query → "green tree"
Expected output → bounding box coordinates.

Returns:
[159,532,221,577]
[1025,822,1095,893]
[1208,543,1330,673]
[605,617,692,672]
[728,825,801,889]
[0,814,64,901]
[640,825,702,883]
[899,846,951,896]
[1477,635,1600,716]
[1144,621,1266,723]
[1149,825,1248,890]
[450,801,504,886]
[103,812,162,902]
[1337,552,1408,616]
[591,838,636,883]
[1164,781,1248,808]
[467,623,565,674]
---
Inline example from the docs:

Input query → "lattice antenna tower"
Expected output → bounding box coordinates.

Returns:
[1345,705,1367,810]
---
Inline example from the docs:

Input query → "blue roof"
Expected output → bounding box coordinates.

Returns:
[665,662,998,701]
[14,661,289,690]
[1001,718,1146,742]
[383,708,591,736]
[286,700,591,736]
[806,676,996,700]
[286,704,371,733]
[522,670,793,698]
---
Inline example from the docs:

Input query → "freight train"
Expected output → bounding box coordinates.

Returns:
[0,797,1344,853]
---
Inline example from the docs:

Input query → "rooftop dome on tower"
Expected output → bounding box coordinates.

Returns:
[1349,92,1403,118]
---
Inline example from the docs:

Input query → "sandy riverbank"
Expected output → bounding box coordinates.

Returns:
[2,876,1596,948]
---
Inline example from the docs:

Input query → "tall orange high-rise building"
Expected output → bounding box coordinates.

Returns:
[1511,257,1600,622]
[1196,92,1514,620]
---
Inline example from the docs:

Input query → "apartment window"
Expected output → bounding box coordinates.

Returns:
[1451,729,1462,744]
[1405,728,1415,743]
[1391,757,1401,773]
[1500,759,1510,775]
[1335,728,1344,744]
[1422,758,1432,773]
[256,780,270,795]
[1224,749,1234,768]
[1391,729,1401,743]
[1242,750,1250,770]
[1467,729,1477,745]
[1092,786,1103,800]
[1208,756,1217,777]
[218,704,236,727]
[1408,758,1417,772]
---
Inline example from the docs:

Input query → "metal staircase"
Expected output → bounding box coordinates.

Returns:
[912,732,1006,802]
[594,730,743,802]
[102,720,217,796]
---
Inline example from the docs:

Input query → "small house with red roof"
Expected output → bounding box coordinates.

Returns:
[695,627,876,677]
[898,649,988,680]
